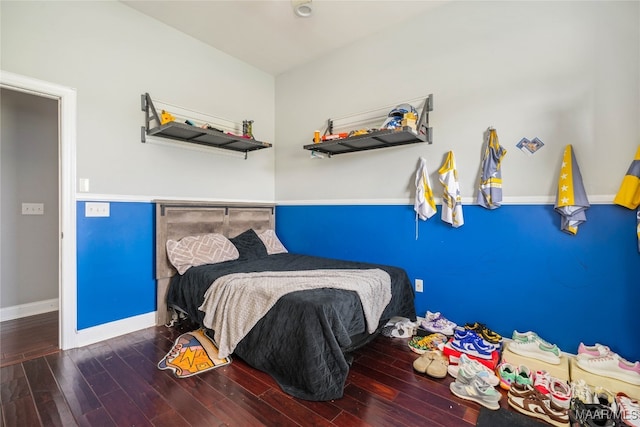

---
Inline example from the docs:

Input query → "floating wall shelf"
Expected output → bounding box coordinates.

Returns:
[303,94,433,157]
[141,93,271,159]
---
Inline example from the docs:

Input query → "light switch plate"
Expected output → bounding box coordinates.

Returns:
[85,202,110,217]
[22,203,44,215]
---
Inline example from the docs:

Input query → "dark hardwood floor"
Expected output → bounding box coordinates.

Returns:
[0,317,519,427]
[1,311,59,368]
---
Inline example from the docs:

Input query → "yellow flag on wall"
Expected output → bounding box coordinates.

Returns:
[554,145,590,235]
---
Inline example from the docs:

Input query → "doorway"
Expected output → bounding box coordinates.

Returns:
[0,70,77,351]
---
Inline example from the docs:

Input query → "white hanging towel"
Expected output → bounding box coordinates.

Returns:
[477,128,507,209]
[438,151,464,228]
[554,144,590,235]
[414,157,437,239]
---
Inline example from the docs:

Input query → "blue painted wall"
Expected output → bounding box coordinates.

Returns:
[276,204,640,361]
[76,201,155,329]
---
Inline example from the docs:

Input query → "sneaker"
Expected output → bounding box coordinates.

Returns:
[578,342,612,359]
[576,353,640,385]
[408,333,447,354]
[450,376,502,410]
[515,365,534,389]
[549,379,571,410]
[390,319,418,338]
[447,354,500,387]
[534,370,551,395]
[450,332,497,360]
[497,362,517,390]
[571,379,594,404]
[592,386,619,417]
[616,393,640,427]
[512,330,558,351]
[508,385,569,427]
[464,322,502,344]
[508,334,561,365]
[421,311,457,336]
[569,398,616,427]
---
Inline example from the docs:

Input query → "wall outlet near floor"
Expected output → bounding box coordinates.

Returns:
[415,278,423,293]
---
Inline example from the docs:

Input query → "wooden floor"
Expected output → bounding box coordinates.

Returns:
[0,317,519,427]
[0,312,59,368]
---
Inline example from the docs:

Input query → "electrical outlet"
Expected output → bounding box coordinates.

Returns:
[85,202,110,217]
[415,278,423,293]
[22,203,44,215]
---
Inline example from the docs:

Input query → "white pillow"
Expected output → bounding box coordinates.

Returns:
[166,233,239,274]
[257,229,288,255]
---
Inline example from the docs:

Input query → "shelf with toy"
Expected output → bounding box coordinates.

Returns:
[303,94,433,157]
[141,93,271,159]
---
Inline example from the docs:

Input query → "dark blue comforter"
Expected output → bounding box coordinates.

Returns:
[167,253,416,401]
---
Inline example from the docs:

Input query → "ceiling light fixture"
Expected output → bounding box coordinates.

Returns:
[292,0,312,18]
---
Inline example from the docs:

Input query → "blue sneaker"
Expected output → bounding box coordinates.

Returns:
[450,330,498,359]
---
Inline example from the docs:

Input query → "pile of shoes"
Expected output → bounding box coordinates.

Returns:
[576,342,640,386]
[568,378,640,427]
[448,353,502,410]
[442,323,503,372]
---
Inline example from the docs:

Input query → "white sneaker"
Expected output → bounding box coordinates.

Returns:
[616,393,640,427]
[508,339,561,365]
[447,354,500,387]
[570,379,593,404]
[421,311,457,336]
[576,353,640,385]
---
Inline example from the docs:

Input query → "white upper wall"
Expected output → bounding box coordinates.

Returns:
[274,1,639,204]
[1,1,276,202]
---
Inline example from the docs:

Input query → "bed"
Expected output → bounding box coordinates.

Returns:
[155,201,416,401]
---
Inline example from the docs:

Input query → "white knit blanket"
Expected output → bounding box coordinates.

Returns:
[199,269,392,359]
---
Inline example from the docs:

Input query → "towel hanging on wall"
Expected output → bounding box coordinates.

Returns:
[414,157,437,239]
[554,144,590,235]
[477,128,507,209]
[613,145,640,252]
[438,151,464,228]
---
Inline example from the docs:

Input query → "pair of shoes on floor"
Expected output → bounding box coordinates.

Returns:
[447,353,500,387]
[464,322,502,344]
[449,366,502,410]
[449,327,499,360]
[496,362,532,391]
[532,370,571,409]
[413,350,449,378]
[576,343,640,386]
[408,333,447,354]
[421,311,457,336]
[509,330,562,365]
[616,393,640,427]
[382,317,418,338]
[507,384,570,427]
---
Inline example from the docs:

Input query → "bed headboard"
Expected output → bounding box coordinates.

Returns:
[154,200,275,325]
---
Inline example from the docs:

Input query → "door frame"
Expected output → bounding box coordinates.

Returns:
[1,70,77,350]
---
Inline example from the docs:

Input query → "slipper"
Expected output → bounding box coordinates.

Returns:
[426,352,449,378]
[413,351,439,373]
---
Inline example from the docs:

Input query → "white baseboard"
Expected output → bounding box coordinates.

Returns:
[74,311,157,348]
[0,298,58,322]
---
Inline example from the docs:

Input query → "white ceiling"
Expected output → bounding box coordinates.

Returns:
[121,0,447,76]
